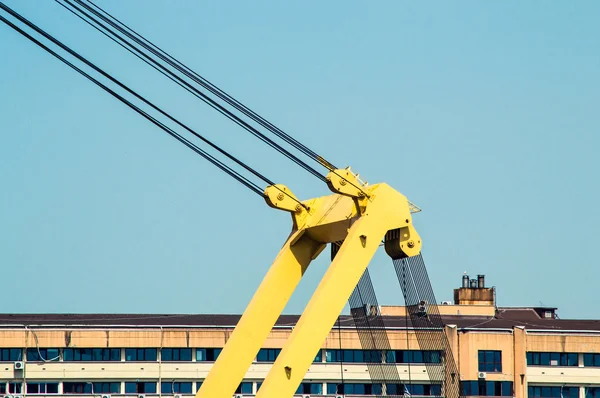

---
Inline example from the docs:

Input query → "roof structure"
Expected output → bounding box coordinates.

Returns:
[0,308,599,332]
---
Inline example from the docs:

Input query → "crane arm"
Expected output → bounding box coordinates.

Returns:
[197,170,421,398]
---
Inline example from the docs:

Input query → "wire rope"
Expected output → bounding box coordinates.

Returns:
[0,7,264,197]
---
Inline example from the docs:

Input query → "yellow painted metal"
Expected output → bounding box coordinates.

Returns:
[255,182,416,397]
[196,169,422,398]
[196,230,322,398]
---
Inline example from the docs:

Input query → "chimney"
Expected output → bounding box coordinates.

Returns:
[454,274,495,306]
[478,274,485,288]
[462,274,470,288]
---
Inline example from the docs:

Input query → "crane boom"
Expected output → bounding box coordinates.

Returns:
[197,168,421,398]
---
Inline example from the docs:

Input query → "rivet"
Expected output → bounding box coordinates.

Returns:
[277,193,284,200]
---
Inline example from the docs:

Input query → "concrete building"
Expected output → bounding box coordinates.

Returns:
[1,276,599,398]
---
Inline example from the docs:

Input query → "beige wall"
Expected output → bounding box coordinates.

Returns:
[3,325,600,395]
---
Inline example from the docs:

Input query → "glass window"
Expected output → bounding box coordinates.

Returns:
[461,381,512,396]
[196,381,202,392]
[412,350,424,363]
[327,382,385,394]
[325,349,340,362]
[586,387,600,398]
[387,384,441,396]
[541,352,551,365]
[126,348,157,361]
[584,353,600,367]
[161,348,192,361]
[567,353,578,366]
[0,348,23,361]
[27,382,59,394]
[63,348,120,362]
[256,348,281,362]
[527,352,579,367]
[27,348,60,362]
[9,383,22,394]
[234,382,252,394]
[196,348,221,361]
[63,383,91,394]
[387,350,442,364]
[584,353,594,366]
[478,350,502,372]
[327,383,337,395]
[343,349,354,362]
[161,382,193,394]
[314,350,323,363]
[296,383,323,394]
[125,382,157,394]
[92,383,120,394]
[424,350,441,363]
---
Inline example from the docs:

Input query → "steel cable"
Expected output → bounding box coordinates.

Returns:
[58,0,328,182]
[0,7,264,197]
[393,254,463,398]
[77,0,337,172]
[58,0,374,199]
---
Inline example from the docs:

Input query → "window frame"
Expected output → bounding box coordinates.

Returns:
[478,350,503,372]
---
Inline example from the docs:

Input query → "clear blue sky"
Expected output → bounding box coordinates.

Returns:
[1,1,598,318]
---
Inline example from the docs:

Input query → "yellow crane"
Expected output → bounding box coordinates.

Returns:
[198,169,421,398]
[0,3,427,397]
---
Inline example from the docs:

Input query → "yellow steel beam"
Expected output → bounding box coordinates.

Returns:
[255,182,419,397]
[197,169,421,398]
[196,230,323,398]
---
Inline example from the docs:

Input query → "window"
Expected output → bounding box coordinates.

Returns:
[325,349,382,363]
[386,384,442,396]
[27,382,59,394]
[478,350,502,372]
[161,348,192,361]
[234,382,252,394]
[586,387,600,397]
[256,348,281,362]
[0,384,5,394]
[461,381,513,396]
[527,352,579,366]
[196,382,202,392]
[0,348,23,361]
[528,386,579,397]
[161,382,192,394]
[92,383,120,394]
[295,383,323,395]
[326,383,382,395]
[27,348,60,362]
[125,348,157,361]
[63,382,119,394]
[63,348,120,361]
[63,383,91,394]
[9,383,23,394]
[196,348,221,361]
[125,382,157,394]
[256,349,321,363]
[314,349,323,362]
[386,350,442,364]
[584,353,600,367]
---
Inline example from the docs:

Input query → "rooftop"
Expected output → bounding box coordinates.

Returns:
[0,307,598,332]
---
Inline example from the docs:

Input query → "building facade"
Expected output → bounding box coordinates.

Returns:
[1,279,599,398]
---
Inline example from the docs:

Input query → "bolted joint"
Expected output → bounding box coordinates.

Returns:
[264,184,306,214]
[325,167,368,198]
